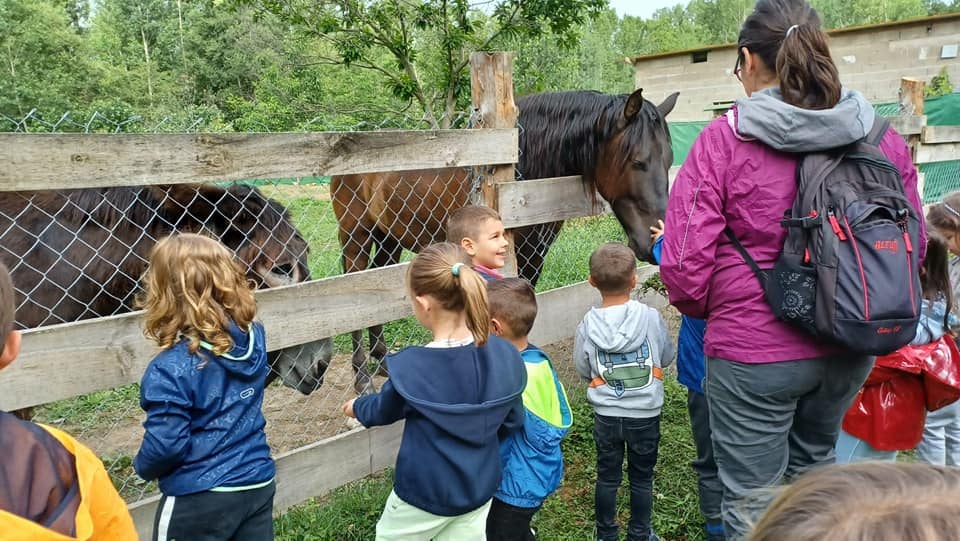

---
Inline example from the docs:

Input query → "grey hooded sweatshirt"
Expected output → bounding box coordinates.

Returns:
[574,300,675,418]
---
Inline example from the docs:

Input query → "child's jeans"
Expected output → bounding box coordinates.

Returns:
[918,400,960,466]
[593,413,660,541]
[834,429,899,463]
[486,497,539,540]
[375,490,491,541]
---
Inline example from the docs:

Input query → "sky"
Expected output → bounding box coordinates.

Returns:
[607,0,687,19]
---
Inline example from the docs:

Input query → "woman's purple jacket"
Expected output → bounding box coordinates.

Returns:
[660,88,925,364]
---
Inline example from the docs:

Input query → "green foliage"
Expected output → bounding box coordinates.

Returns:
[926,66,954,97]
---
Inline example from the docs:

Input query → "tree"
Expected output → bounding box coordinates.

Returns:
[238,0,605,128]
[926,66,954,97]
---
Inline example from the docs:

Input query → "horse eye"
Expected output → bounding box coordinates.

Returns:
[271,263,295,277]
[632,160,648,171]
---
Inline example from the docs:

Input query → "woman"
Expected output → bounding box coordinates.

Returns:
[658,0,925,538]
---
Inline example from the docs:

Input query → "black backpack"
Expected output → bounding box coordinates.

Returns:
[727,117,922,356]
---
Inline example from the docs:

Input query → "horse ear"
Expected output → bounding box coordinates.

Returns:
[657,92,680,118]
[624,88,644,123]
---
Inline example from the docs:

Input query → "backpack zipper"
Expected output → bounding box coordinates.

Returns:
[828,207,847,240]
[842,216,870,321]
[900,220,918,316]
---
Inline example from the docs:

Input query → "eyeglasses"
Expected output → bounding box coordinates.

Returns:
[733,55,743,82]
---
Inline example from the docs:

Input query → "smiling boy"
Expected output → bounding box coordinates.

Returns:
[446,206,509,281]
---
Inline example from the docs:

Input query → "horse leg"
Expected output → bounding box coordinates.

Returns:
[331,176,377,395]
[514,221,564,286]
[368,234,403,377]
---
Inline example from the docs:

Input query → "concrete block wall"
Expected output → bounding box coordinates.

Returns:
[633,16,960,121]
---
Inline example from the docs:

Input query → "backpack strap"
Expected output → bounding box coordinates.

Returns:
[724,228,767,284]
[866,117,890,146]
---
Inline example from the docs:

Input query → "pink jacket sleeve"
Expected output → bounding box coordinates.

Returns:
[659,123,727,319]
[879,128,927,262]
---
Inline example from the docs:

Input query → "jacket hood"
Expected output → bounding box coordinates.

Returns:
[582,300,652,353]
[200,322,265,378]
[735,87,876,152]
[386,337,526,447]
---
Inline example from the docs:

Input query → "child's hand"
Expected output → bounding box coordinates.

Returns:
[342,398,356,418]
[650,219,665,242]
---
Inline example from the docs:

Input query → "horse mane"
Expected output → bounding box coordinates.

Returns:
[516,90,667,194]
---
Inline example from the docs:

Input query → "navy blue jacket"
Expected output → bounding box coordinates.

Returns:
[354,336,526,516]
[134,322,275,496]
[653,237,707,394]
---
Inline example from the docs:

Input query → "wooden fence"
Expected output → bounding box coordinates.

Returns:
[0,52,643,538]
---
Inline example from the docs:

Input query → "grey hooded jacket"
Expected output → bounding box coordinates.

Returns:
[574,300,675,418]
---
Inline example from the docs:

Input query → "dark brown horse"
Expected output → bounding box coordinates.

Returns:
[0,183,336,409]
[331,88,679,382]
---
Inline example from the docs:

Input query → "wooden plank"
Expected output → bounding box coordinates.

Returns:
[0,129,518,191]
[916,142,960,164]
[128,423,405,537]
[499,176,608,228]
[922,126,960,144]
[888,115,926,136]
[0,264,412,411]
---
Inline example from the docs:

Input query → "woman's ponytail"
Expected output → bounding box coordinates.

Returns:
[776,24,841,110]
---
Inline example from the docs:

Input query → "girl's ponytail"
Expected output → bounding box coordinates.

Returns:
[408,242,490,346]
[456,265,490,346]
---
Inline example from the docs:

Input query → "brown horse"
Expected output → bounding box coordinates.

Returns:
[0,183,336,412]
[331,89,679,384]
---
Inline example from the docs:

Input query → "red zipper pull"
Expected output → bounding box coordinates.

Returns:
[903,231,913,253]
[804,248,811,264]
[829,214,847,241]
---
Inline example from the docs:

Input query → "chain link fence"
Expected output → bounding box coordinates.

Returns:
[2,109,620,502]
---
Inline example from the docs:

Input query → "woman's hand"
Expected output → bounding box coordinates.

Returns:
[342,398,356,418]
[650,219,665,242]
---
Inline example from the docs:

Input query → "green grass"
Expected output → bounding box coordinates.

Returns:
[274,377,706,541]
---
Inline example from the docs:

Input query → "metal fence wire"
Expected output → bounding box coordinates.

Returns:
[2,110,618,502]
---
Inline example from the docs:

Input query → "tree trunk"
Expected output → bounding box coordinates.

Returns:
[140,25,154,104]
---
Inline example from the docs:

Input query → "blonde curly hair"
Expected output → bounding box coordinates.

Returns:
[137,233,256,356]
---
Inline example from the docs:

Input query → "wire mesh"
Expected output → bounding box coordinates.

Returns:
[2,109,620,502]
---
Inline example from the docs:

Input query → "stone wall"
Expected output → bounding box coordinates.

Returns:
[632,14,960,121]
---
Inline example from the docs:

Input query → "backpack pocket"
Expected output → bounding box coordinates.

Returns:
[765,254,818,335]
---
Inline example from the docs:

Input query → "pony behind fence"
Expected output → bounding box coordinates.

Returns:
[331,88,678,385]
[0,184,335,406]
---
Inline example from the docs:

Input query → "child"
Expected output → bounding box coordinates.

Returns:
[342,242,526,541]
[650,221,723,541]
[486,278,572,540]
[836,230,960,463]
[446,205,509,281]
[0,262,137,540]
[921,192,960,465]
[574,242,675,541]
[134,234,276,541]
[748,462,960,541]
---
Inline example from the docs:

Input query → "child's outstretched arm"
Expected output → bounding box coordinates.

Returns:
[134,362,193,481]
[348,378,407,428]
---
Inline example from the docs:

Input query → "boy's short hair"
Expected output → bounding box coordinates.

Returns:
[487,278,538,339]
[446,205,503,243]
[589,243,637,294]
[0,263,15,352]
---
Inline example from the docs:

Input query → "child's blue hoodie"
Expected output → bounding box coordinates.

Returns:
[354,335,526,516]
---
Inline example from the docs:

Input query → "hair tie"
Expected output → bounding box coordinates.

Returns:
[451,263,464,277]
[945,202,960,219]
[785,24,799,38]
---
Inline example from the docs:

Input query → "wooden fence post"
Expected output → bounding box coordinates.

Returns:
[899,77,926,162]
[470,51,519,276]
